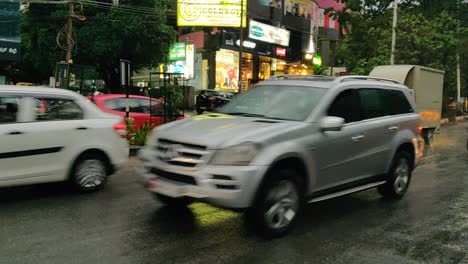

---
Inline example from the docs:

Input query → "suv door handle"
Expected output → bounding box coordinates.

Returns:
[351,135,365,142]
[388,126,399,132]
[7,131,23,135]
[76,127,88,130]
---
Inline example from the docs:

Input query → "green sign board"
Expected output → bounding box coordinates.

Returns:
[168,42,186,61]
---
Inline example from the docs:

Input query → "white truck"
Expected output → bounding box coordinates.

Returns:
[370,65,444,144]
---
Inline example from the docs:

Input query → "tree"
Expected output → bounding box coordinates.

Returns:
[16,1,176,93]
[329,0,467,99]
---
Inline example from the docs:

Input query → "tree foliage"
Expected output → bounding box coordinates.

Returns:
[16,1,176,92]
[330,0,467,98]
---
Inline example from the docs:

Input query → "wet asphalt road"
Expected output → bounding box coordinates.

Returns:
[1,123,467,264]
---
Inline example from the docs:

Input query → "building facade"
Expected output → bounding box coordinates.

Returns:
[138,0,344,92]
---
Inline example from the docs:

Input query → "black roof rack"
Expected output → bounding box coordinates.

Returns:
[335,76,400,84]
[268,75,335,81]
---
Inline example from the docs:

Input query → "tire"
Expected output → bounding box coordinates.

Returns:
[196,108,204,115]
[378,151,412,199]
[245,168,302,239]
[71,153,109,192]
[153,193,193,207]
[423,128,435,145]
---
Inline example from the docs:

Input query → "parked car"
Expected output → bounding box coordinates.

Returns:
[0,85,128,192]
[89,94,184,131]
[195,90,234,114]
[138,75,424,238]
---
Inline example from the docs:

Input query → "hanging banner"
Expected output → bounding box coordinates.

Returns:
[185,44,195,79]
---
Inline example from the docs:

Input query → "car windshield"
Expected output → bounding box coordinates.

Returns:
[219,85,327,121]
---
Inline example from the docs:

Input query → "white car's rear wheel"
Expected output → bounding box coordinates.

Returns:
[72,153,108,192]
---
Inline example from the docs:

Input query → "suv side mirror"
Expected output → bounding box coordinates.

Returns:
[320,116,345,132]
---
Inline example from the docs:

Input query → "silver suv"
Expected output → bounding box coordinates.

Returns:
[138,75,424,238]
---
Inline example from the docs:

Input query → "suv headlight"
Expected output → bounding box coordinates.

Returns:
[210,143,259,166]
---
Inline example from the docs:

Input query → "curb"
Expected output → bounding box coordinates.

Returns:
[440,115,468,126]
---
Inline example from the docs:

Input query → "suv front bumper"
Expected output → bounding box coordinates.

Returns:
[138,148,268,209]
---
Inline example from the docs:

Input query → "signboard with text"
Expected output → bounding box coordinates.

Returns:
[169,42,186,61]
[177,0,247,27]
[249,20,290,47]
[0,0,21,61]
[220,31,291,59]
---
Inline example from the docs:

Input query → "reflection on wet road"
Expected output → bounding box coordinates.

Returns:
[1,123,467,264]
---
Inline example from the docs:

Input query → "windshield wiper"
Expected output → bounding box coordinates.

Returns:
[225,112,295,121]
[225,112,266,117]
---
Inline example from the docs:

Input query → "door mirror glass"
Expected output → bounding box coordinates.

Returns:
[320,116,345,132]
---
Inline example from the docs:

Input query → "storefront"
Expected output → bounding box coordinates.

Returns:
[217,29,296,91]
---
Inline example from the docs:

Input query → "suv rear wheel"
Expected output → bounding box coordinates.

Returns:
[378,151,412,199]
[245,168,301,239]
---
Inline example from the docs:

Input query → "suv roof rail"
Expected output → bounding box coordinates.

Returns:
[268,74,335,81]
[336,75,400,84]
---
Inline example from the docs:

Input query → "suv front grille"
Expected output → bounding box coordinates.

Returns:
[155,138,209,167]
[150,168,197,185]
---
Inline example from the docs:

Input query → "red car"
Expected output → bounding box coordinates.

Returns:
[89,94,182,131]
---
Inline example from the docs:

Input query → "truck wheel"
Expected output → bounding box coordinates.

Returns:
[245,168,301,239]
[153,193,193,207]
[378,151,412,199]
[423,128,435,145]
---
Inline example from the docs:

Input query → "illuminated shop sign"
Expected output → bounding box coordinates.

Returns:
[276,47,286,57]
[249,20,290,47]
[177,0,247,27]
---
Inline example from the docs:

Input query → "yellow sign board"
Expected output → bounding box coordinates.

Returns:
[177,0,247,27]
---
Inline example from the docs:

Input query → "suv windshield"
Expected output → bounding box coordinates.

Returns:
[219,85,326,121]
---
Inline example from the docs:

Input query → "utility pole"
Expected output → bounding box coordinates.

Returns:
[238,0,244,93]
[456,0,461,105]
[66,1,74,64]
[390,0,398,65]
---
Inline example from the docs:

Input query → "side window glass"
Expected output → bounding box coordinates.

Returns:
[384,90,414,115]
[358,89,386,120]
[0,96,19,124]
[327,89,362,123]
[137,99,152,114]
[104,98,126,112]
[151,101,163,115]
[35,98,83,121]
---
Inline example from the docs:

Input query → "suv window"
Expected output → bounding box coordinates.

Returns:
[35,98,84,121]
[0,96,19,124]
[382,90,414,115]
[357,89,387,119]
[328,89,363,123]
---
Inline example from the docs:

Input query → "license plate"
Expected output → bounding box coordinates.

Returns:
[147,178,185,197]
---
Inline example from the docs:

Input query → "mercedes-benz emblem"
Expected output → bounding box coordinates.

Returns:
[163,145,182,160]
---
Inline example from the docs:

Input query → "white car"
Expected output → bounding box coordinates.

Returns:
[0,85,128,191]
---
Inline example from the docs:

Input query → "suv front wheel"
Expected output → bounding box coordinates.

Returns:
[245,168,301,239]
[378,151,412,199]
